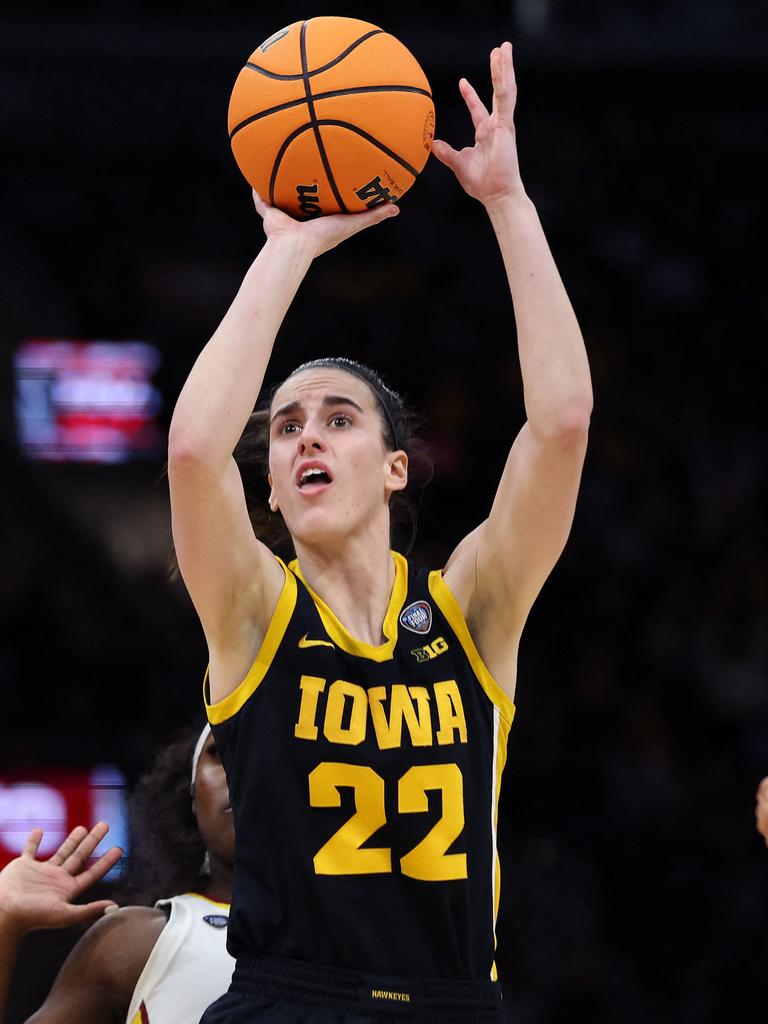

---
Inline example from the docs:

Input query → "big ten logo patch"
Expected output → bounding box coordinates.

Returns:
[354,172,403,209]
[411,636,449,663]
[296,183,322,218]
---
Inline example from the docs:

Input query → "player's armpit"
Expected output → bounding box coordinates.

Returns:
[168,452,285,651]
[443,422,586,703]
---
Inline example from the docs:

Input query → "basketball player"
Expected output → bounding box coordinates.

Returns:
[169,42,592,1023]
[0,727,235,1022]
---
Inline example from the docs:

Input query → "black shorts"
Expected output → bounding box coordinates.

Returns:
[200,954,505,1024]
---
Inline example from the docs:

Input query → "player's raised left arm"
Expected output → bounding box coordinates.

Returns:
[434,43,593,647]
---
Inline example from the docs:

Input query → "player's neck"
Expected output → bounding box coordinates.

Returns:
[294,532,396,647]
[200,858,233,905]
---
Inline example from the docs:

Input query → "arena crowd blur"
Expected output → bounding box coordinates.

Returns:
[1,1,766,1021]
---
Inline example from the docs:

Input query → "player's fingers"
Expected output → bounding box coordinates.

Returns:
[22,828,44,859]
[48,826,88,867]
[72,846,124,894]
[491,42,516,121]
[252,189,270,218]
[62,900,120,926]
[458,78,489,132]
[344,202,399,237]
[431,139,461,171]
[61,822,110,874]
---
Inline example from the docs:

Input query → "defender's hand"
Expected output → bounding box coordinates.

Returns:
[252,190,399,258]
[432,42,526,210]
[0,824,122,936]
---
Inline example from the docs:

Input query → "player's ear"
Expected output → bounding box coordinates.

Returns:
[268,473,279,512]
[385,450,408,494]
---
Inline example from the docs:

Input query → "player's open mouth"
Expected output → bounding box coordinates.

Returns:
[296,461,333,491]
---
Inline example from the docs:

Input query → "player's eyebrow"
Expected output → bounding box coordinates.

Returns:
[321,395,364,413]
[270,400,301,425]
[270,395,364,424]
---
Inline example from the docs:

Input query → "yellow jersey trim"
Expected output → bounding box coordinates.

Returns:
[427,570,516,726]
[205,561,297,724]
[288,551,408,662]
[491,709,511,980]
[183,892,231,910]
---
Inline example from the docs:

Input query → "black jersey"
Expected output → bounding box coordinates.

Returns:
[207,552,514,981]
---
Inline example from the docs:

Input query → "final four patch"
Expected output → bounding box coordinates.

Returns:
[399,600,432,634]
[203,914,229,928]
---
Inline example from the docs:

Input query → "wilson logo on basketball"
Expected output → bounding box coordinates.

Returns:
[296,184,322,218]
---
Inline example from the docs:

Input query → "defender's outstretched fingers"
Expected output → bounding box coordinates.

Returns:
[458,78,489,132]
[60,822,111,875]
[22,828,44,859]
[72,845,124,895]
[48,826,88,867]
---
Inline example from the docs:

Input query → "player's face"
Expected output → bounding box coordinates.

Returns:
[267,368,407,547]
[193,733,235,865]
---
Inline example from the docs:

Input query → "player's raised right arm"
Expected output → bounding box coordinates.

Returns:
[168,193,399,690]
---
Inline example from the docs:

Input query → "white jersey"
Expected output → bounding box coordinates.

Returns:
[126,893,234,1024]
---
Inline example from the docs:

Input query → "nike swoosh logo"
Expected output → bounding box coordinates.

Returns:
[298,633,335,649]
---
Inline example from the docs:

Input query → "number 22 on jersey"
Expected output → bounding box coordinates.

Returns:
[308,761,468,881]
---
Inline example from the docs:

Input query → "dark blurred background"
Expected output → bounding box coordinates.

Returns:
[2,1,767,1021]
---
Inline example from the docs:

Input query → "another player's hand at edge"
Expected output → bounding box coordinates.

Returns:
[432,41,526,211]
[0,823,122,938]
[756,776,768,847]
[252,189,399,258]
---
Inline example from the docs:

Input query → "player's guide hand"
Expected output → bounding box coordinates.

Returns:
[0,823,122,937]
[432,41,526,211]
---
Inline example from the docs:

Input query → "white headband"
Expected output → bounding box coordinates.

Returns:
[190,723,212,794]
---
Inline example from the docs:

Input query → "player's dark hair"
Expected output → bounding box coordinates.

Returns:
[235,357,432,557]
[115,729,209,907]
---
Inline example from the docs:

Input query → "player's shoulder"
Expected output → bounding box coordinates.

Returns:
[39,905,168,1020]
[75,905,168,983]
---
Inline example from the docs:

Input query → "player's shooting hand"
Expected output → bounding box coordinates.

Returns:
[0,824,122,937]
[252,189,399,258]
[432,41,526,211]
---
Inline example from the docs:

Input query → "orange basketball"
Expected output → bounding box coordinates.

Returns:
[228,17,435,218]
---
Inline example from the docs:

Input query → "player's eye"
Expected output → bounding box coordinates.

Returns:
[280,421,300,435]
[329,413,351,428]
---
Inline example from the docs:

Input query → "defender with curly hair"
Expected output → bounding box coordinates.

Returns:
[0,727,235,1023]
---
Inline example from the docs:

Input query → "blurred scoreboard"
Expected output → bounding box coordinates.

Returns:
[0,766,127,878]
[14,339,163,463]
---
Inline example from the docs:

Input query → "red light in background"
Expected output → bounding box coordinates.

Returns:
[14,339,163,463]
[0,766,127,878]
